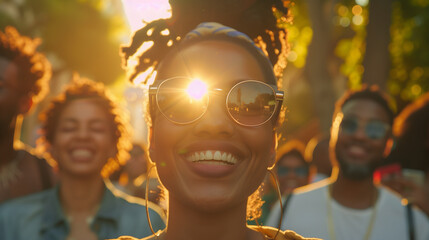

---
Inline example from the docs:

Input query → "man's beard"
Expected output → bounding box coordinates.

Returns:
[336,151,382,181]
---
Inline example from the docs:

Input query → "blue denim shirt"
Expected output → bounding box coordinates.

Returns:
[0,184,166,240]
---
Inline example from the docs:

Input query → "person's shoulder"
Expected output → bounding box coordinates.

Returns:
[19,148,43,160]
[249,225,321,240]
[292,179,330,197]
[0,188,49,209]
[108,185,166,217]
[18,147,55,170]
[0,188,51,221]
[109,234,159,240]
[379,186,429,218]
[111,236,140,240]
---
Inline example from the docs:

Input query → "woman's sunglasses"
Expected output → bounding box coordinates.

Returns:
[149,77,284,126]
[340,117,390,139]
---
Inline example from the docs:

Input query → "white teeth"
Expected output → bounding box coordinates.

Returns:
[72,149,92,158]
[206,151,213,159]
[214,151,221,160]
[349,145,366,155]
[185,150,238,165]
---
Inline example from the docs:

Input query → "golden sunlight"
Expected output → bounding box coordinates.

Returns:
[121,0,171,31]
[186,79,208,101]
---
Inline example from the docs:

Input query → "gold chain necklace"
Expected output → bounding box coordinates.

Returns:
[0,151,23,188]
[326,184,378,240]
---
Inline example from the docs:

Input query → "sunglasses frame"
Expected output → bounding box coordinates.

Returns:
[149,77,284,126]
[340,117,391,140]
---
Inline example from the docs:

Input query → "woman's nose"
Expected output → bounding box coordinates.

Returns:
[192,97,235,138]
[77,127,91,139]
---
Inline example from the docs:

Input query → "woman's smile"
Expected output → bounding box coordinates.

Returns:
[184,150,238,165]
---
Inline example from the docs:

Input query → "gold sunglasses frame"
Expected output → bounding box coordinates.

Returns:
[149,77,284,126]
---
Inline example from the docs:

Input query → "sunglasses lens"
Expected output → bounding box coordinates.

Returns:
[366,121,388,139]
[277,166,289,176]
[277,166,309,176]
[156,78,208,124]
[295,167,309,176]
[341,118,358,134]
[227,81,277,126]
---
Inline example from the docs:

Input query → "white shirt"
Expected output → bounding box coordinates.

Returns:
[266,181,429,240]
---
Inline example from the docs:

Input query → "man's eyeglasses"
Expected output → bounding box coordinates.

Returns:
[340,117,390,140]
[277,166,309,177]
[149,77,284,126]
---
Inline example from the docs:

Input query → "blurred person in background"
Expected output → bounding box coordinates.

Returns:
[305,134,332,183]
[264,140,314,227]
[268,86,429,239]
[0,26,55,203]
[276,140,314,196]
[382,92,429,216]
[108,143,165,209]
[0,77,165,240]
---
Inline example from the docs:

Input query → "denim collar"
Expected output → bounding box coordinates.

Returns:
[40,184,119,233]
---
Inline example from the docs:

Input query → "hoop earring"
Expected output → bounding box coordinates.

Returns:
[145,163,160,238]
[267,168,284,240]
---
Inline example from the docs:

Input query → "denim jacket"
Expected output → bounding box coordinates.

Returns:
[0,184,166,240]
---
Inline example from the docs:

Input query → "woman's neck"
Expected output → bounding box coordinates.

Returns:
[162,198,264,240]
[59,176,104,214]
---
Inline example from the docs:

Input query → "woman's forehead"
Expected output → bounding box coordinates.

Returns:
[156,40,267,86]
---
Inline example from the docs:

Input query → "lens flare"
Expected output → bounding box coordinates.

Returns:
[186,79,208,100]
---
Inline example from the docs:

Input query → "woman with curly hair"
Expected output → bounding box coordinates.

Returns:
[0,76,165,240]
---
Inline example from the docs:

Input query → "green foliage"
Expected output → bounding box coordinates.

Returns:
[0,0,127,85]
[280,2,312,68]
[280,0,428,112]
[388,0,429,109]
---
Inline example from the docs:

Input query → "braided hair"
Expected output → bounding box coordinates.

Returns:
[121,0,289,84]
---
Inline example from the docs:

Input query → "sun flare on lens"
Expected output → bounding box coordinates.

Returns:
[186,79,208,100]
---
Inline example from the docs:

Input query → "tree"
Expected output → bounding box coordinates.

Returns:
[0,0,127,85]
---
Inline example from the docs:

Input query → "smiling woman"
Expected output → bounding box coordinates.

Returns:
[0,76,166,240]
[115,22,318,240]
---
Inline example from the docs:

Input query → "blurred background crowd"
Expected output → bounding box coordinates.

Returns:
[0,0,428,239]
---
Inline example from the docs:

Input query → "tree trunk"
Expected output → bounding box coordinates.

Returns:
[304,0,338,133]
[361,0,392,89]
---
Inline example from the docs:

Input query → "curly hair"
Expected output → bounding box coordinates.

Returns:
[38,76,132,178]
[388,92,429,171]
[0,26,51,104]
[121,0,289,84]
